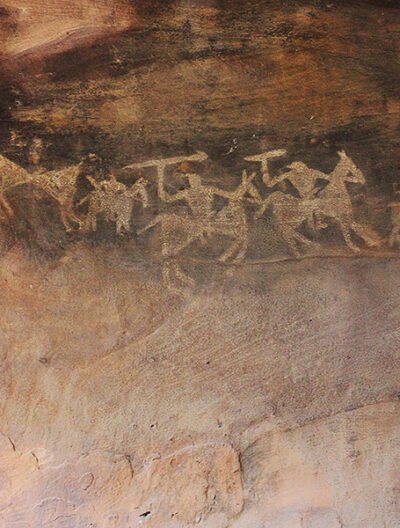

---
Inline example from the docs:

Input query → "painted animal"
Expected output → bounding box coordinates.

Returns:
[81,176,149,235]
[139,171,253,293]
[314,151,380,251]
[255,151,380,256]
[28,164,83,231]
[0,155,83,231]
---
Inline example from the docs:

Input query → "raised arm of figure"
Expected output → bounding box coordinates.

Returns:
[263,171,293,188]
[211,171,258,201]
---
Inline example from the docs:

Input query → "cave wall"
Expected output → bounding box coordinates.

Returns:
[0,1,400,527]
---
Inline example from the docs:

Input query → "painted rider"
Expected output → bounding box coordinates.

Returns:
[255,158,331,228]
[157,161,255,224]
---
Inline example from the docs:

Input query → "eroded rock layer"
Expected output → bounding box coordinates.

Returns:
[0,1,399,527]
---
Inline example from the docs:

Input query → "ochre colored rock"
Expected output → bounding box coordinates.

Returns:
[1,1,400,526]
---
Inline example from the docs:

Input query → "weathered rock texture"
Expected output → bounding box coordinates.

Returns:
[0,1,399,527]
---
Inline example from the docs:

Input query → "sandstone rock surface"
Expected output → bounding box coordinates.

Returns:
[0,1,399,526]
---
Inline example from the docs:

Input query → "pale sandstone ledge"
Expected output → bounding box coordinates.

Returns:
[0,0,136,60]
[0,245,399,527]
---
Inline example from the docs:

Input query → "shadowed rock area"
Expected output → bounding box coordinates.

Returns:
[0,1,399,527]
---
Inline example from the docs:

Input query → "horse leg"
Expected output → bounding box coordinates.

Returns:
[83,207,97,233]
[162,259,193,296]
[336,218,360,252]
[162,261,182,296]
[219,227,248,262]
[350,222,380,247]
[293,231,316,247]
[69,210,84,229]
[115,211,129,236]
[59,207,73,232]
[122,217,131,234]
[118,202,134,236]
[65,198,83,228]
[174,261,195,286]
[59,200,83,232]
[280,227,301,258]
[158,224,196,291]
[164,237,194,286]
[219,236,242,262]
[235,230,249,261]
[255,200,269,220]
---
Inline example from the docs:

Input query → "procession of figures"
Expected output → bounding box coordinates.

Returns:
[0,145,399,292]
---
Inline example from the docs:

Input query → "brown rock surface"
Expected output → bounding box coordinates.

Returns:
[0,1,400,527]
[1,245,399,526]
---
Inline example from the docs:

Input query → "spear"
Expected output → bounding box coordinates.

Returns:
[123,151,208,177]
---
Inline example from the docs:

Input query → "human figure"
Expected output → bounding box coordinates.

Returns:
[158,162,254,223]
[155,163,255,257]
[253,151,379,255]
[138,157,255,293]
[278,161,330,199]
[255,160,330,227]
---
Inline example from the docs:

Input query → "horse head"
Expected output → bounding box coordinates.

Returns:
[336,150,366,185]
